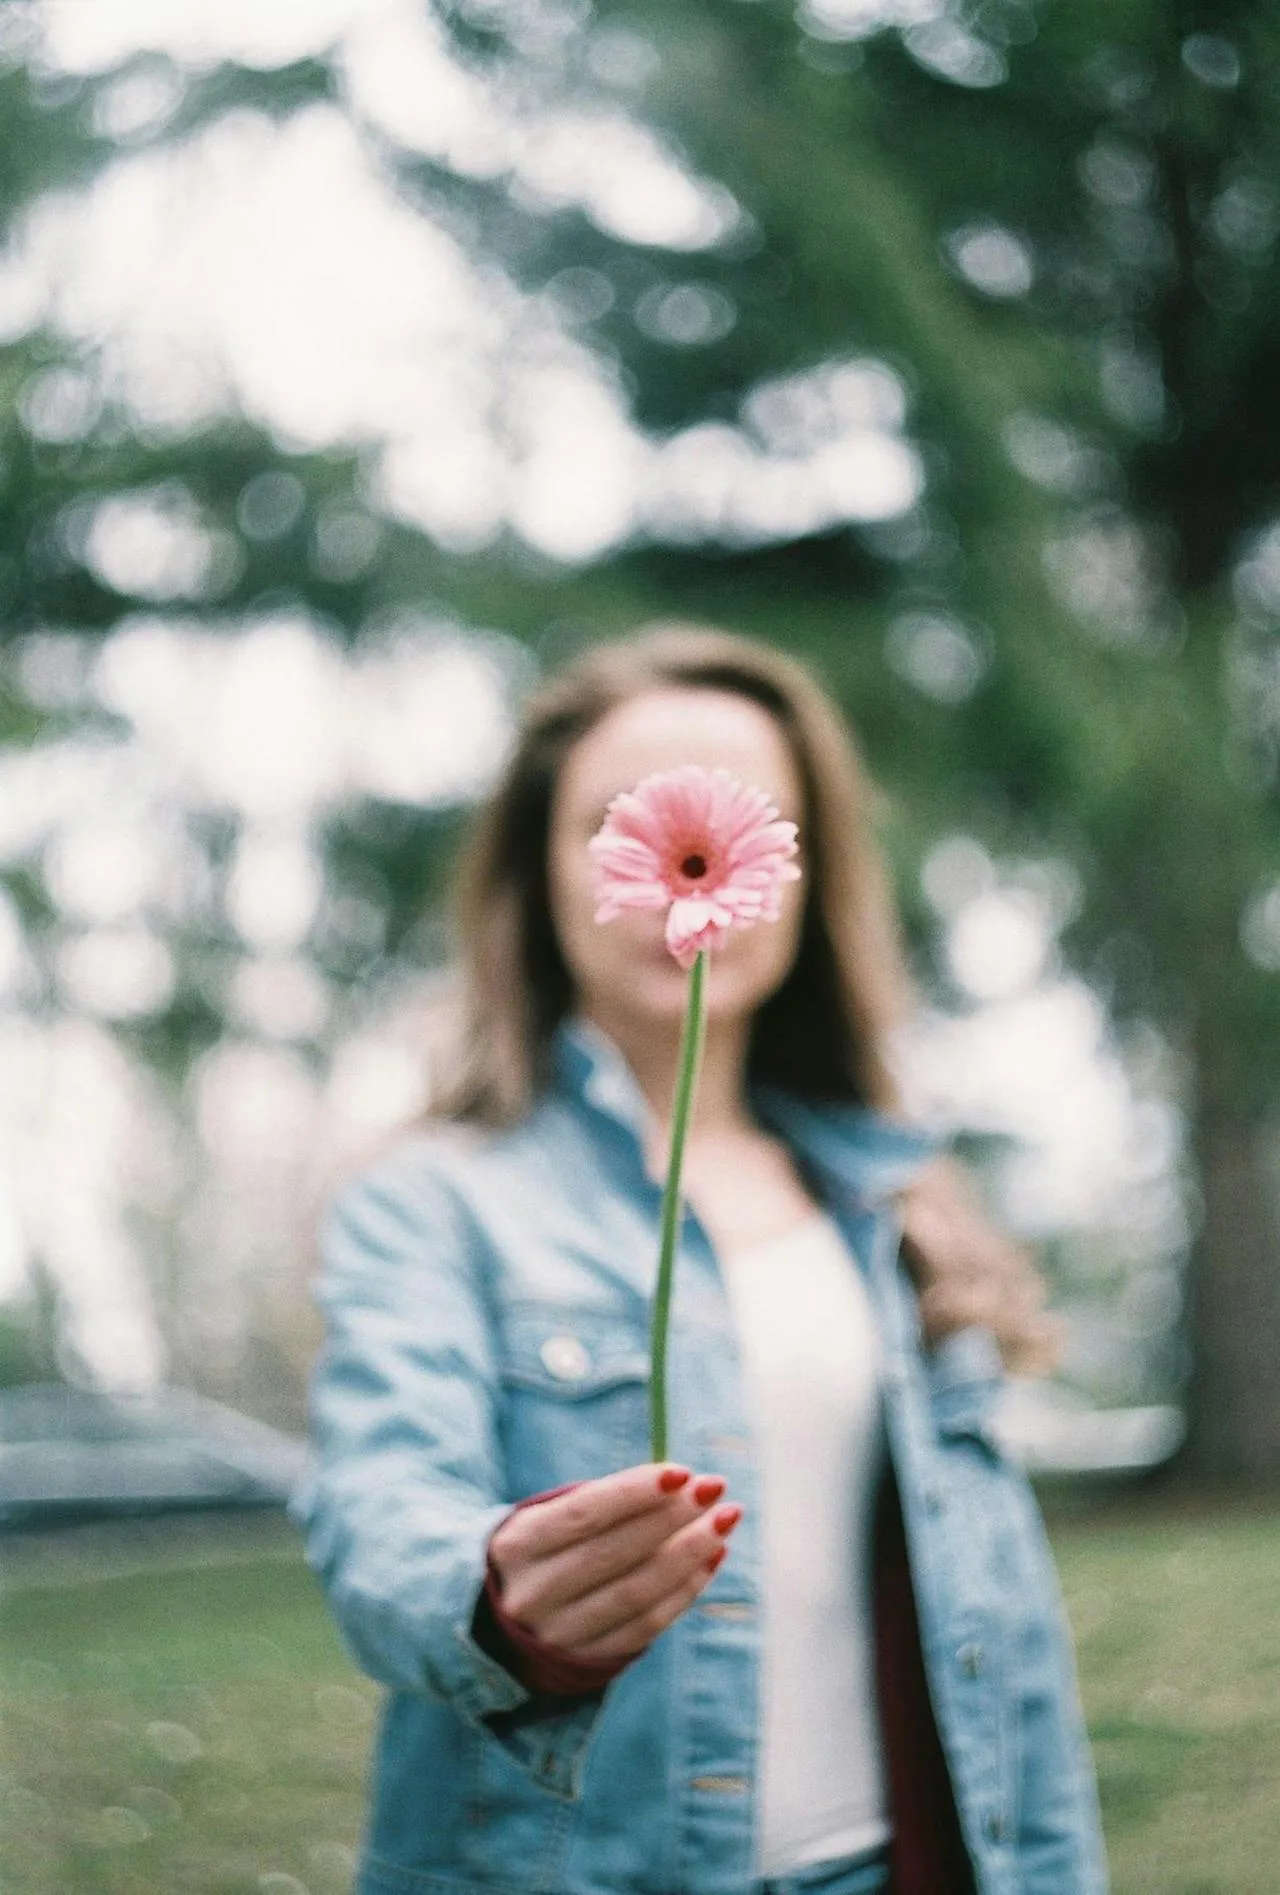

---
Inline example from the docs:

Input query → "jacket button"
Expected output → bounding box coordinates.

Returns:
[540,1335,591,1381]
[957,1641,984,1678]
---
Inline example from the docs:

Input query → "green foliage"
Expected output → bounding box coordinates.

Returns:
[1,3,1278,1445]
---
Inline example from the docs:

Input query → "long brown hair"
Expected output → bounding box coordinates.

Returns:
[436,623,1056,1372]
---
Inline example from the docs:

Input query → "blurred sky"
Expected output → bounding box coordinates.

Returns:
[0,0,1190,1436]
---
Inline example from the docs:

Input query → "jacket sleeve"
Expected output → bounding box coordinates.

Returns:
[1008,1478,1110,1893]
[291,1144,605,1798]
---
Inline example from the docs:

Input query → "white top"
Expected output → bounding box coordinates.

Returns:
[715,1211,889,1879]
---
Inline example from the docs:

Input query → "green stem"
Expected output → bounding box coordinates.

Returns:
[649,947,708,1463]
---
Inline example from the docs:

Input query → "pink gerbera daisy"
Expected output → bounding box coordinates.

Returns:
[588,764,802,970]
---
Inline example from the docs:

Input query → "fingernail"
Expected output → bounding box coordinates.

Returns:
[712,1504,742,1536]
[693,1476,726,1506]
[705,1547,727,1574]
[657,1466,692,1493]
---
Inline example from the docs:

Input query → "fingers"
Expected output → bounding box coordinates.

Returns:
[531,1503,742,1652]
[490,1464,726,1590]
[512,1476,728,1616]
[500,1464,699,1562]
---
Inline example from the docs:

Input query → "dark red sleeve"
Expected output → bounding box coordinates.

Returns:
[472,1483,637,1698]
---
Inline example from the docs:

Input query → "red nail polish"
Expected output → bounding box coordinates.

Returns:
[705,1547,727,1575]
[693,1476,726,1506]
[712,1504,742,1536]
[657,1466,692,1493]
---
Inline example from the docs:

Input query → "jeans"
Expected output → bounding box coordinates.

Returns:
[756,1844,891,1895]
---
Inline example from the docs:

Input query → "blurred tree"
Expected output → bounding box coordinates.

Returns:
[2,2,1279,1471]
[411,0,1280,1474]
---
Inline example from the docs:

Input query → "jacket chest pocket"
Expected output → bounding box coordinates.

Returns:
[497,1305,651,1495]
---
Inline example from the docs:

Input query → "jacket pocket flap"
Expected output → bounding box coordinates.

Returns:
[926,1325,1005,1438]
[500,1307,650,1400]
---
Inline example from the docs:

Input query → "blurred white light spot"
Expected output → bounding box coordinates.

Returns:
[342,11,736,250]
[509,367,641,564]
[635,283,736,347]
[1043,518,1163,646]
[745,357,908,450]
[43,818,172,925]
[352,632,518,805]
[921,834,994,914]
[236,471,305,542]
[1078,138,1153,210]
[258,1875,310,1895]
[126,1787,181,1826]
[1241,882,1280,970]
[378,430,504,555]
[145,1721,204,1764]
[946,223,1033,298]
[799,0,941,42]
[203,620,346,816]
[2,1017,170,1391]
[520,112,742,251]
[193,1042,317,1173]
[229,957,330,1042]
[649,354,920,544]
[0,248,48,344]
[814,432,920,522]
[96,1806,151,1848]
[39,0,362,74]
[544,266,616,326]
[225,827,322,950]
[1233,520,1280,624]
[57,928,175,1019]
[18,365,101,443]
[0,1175,31,1304]
[1181,33,1240,89]
[92,59,187,142]
[885,610,986,703]
[94,617,193,729]
[586,26,661,91]
[905,20,1005,87]
[324,1035,428,1146]
[15,632,94,711]
[896,979,1153,1237]
[340,6,512,183]
[947,889,1049,1000]
[1209,177,1279,258]
[85,485,220,602]
[0,886,31,1001]
[1003,413,1110,496]
[1098,337,1165,433]
[310,504,382,582]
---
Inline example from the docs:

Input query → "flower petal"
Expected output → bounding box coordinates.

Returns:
[590,762,802,962]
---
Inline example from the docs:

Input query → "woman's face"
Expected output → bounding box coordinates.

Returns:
[547,686,806,1035]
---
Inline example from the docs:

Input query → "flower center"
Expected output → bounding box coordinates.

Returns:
[680,853,708,880]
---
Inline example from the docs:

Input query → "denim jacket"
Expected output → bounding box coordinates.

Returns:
[295,1019,1107,1895]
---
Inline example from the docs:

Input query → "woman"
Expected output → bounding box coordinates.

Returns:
[296,625,1107,1895]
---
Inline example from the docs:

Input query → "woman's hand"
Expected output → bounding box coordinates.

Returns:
[487,1464,741,1663]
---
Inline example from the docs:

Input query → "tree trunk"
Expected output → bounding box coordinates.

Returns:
[1180,1111,1280,1478]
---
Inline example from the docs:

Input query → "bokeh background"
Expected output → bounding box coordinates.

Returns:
[1,3,1278,1891]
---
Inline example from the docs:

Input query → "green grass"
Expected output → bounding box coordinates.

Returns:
[0,1523,376,1895]
[1,1502,1278,1893]
[1051,1500,1280,1895]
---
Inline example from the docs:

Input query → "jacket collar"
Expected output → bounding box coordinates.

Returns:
[550,1015,939,1208]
